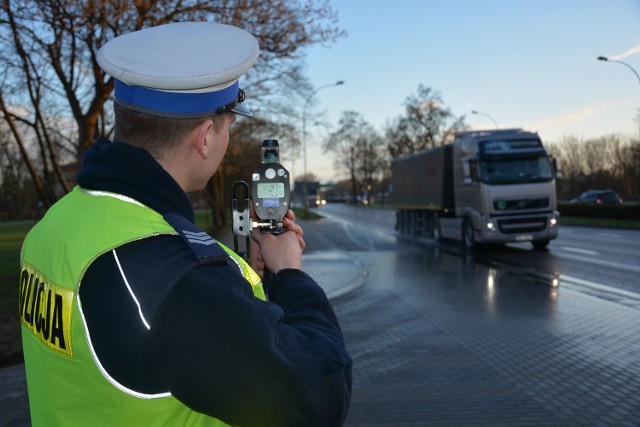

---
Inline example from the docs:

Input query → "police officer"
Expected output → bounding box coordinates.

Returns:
[20,22,352,426]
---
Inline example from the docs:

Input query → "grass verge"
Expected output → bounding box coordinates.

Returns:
[0,221,36,367]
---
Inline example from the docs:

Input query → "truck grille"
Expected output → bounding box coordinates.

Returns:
[494,198,549,211]
[497,216,548,234]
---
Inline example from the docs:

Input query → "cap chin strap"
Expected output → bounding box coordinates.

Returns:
[114,80,244,118]
[215,89,252,117]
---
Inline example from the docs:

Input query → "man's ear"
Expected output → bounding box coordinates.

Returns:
[193,119,214,159]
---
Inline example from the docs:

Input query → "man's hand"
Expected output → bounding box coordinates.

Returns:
[282,209,305,252]
[251,209,306,274]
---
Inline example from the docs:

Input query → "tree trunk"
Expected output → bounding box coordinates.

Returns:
[0,92,52,208]
[77,113,100,159]
[204,171,227,234]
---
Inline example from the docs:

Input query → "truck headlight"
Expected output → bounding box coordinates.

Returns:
[484,217,497,233]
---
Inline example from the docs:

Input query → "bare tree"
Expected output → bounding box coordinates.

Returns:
[554,135,587,198]
[1,0,344,217]
[610,134,640,199]
[385,85,466,159]
[549,134,640,200]
[358,127,384,205]
[324,111,383,203]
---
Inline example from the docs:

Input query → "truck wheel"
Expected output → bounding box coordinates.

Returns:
[398,211,405,233]
[532,239,550,250]
[462,219,475,250]
[432,216,441,242]
[408,211,415,234]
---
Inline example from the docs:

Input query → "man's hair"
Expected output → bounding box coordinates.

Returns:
[113,103,224,158]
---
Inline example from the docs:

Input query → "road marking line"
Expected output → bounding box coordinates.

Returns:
[556,252,640,274]
[595,232,621,238]
[560,246,597,255]
[559,274,640,300]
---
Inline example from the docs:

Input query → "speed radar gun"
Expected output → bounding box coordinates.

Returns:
[232,139,290,262]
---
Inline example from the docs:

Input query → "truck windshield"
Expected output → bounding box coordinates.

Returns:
[478,155,553,185]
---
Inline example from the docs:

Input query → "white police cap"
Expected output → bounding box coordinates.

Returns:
[97,22,259,118]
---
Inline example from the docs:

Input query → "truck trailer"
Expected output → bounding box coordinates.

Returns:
[392,128,559,249]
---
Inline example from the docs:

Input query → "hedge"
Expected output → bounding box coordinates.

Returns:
[558,203,640,220]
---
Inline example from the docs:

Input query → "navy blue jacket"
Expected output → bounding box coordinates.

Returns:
[77,137,352,426]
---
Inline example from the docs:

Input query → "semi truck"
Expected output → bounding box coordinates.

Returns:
[392,128,559,249]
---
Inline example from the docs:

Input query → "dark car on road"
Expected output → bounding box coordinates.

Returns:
[570,189,623,205]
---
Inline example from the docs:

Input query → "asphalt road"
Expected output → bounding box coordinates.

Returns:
[312,203,640,296]
[302,203,640,425]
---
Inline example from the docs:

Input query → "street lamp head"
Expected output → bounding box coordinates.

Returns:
[470,110,498,128]
[335,80,345,86]
[596,55,640,87]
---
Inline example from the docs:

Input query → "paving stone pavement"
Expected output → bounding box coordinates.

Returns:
[0,364,29,427]
[331,248,640,427]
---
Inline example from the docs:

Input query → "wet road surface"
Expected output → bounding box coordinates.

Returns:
[305,204,640,426]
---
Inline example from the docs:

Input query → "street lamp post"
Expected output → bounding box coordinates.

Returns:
[597,56,640,87]
[302,80,344,218]
[471,110,498,129]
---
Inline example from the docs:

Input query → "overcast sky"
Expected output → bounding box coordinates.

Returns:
[295,0,640,181]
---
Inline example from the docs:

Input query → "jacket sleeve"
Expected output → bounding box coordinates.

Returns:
[142,264,352,427]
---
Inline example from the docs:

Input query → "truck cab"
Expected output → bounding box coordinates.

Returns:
[452,129,559,249]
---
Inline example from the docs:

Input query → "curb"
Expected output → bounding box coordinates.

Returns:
[302,251,369,299]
